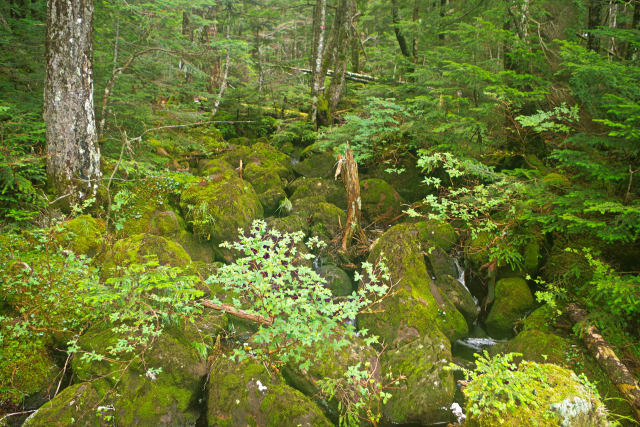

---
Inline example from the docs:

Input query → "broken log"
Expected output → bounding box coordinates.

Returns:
[566,303,640,421]
[290,66,377,84]
[336,143,361,251]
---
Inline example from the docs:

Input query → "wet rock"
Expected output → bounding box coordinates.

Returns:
[485,277,534,338]
[436,274,479,325]
[288,177,347,210]
[292,151,335,178]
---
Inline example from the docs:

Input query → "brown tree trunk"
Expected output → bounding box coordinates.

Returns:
[392,0,411,58]
[326,0,357,114]
[44,0,101,200]
[566,303,640,421]
[587,0,603,52]
[336,144,361,251]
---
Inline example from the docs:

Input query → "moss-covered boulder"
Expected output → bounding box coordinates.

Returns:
[208,357,331,427]
[266,214,309,235]
[358,223,468,346]
[542,243,592,291]
[466,231,491,270]
[415,220,458,252]
[70,321,211,426]
[101,233,192,279]
[0,338,60,409]
[257,186,287,216]
[492,306,635,420]
[310,202,346,238]
[199,158,236,176]
[366,157,430,202]
[180,173,263,261]
[282,336,377,422]
[221,142,292,181]
[485,277,534,338]
[288,177,347,210]
[292,151,335,178]
[54,214,105,257]
[465,363,608,427]
[317,265,353,296]
[23,380,111,426]
[436,274,479,325]
[360,178,403,223]
[382,329,455,424]
[426,247,458,279]
[149,210,214,263]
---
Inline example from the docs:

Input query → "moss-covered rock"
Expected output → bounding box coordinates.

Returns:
[485,277,534,338]
[199,158,236,176]
[282,336,377,422]
[310,202,346,238]
[288,177,347,210]
[436,274,479,325]
[292,151,335,178]
[180,173,263,261]
[257,186,287,216]
[542,172,571,188]
[426,247,458,279]
[69,321,210,426]
[360,178,403,223]
[23,380,110,427]
[542,244,592,291]
[317,265,353,296]
[101,233,192,279]
[466,231,491,270]
[358,223,468,346]
[221,142,292,181]
[465,363,608,427]
[492,306,635,420]
[54,214,105,257]
[149,210,214,263]
[415,220,458,252]
[208,357,331,427]
[366,157,430,202]
[382,330,455,424]
[265,215,309,235]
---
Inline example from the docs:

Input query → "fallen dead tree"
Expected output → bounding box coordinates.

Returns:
[565,303,640,421]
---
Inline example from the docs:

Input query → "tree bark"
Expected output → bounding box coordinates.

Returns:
[587,0,603,52]
[326,0,357,114]
[310,0,327,125]
[336,144,361,251]
[392,0,411,58]
[45,0,101,200]
[566,303,640,421]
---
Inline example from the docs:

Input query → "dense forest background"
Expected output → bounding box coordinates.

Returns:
[1,0,640,425]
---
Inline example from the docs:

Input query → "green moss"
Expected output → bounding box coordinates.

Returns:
[180,173,263,261]
[288,177,347,209]
[382,330,455,424]
[415,220,458,252]
[542,172,571,188]
[244,164,282,193]
[149,210,215,263]
[292,151,335,178]
[310,202,346,237]
[360,178,403,223]
[257,186,287,215]
[317,265,353,296]
[366,157,430,202]
[466,231,491,270]
[466,363,608,427]
[357,223,468,345]
[55,214,105,257]
[208,357,330,426]
[199,158,236,176]
[436,274,479,325]
[485,278,534,338]
[266,215,309,235]
[221,142,292,181]
[23,380,111,427]
[427,247,458,279]
[101,233,192,279]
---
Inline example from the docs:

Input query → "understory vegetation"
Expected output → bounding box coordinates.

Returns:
[1,0,639,426]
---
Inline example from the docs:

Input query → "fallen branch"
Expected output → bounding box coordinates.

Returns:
[201,300,273,326]
[566,303,640,421]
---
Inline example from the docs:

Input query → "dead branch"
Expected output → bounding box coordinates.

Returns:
[201,300,273,326]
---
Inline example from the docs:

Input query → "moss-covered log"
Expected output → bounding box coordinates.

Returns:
[566,303,640,421]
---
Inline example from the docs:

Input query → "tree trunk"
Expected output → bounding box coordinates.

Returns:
[310,0,327,125]
[326,0,357,114]
[44,0,101,200]
[587,0,603,52]
[336,144,361,251]
[566,303,640,421]
[392,0,411,58]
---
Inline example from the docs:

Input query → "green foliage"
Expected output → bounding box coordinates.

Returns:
[319,97,411,163]
[206,220,393,424]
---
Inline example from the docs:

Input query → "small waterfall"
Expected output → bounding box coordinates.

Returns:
[453,257,479,307]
